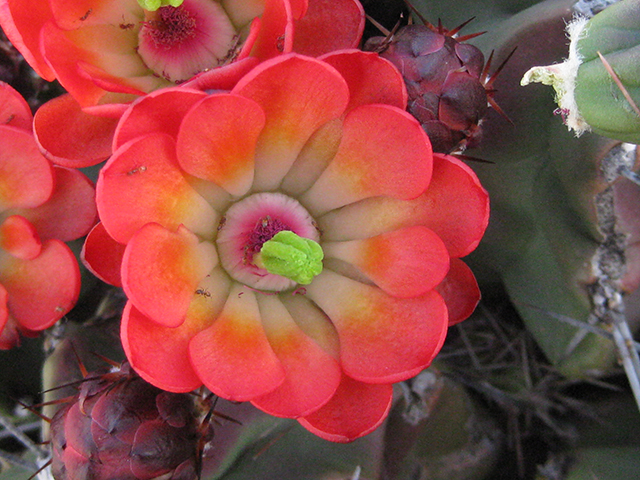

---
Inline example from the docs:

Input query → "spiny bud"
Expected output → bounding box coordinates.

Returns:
[365,14,509,154]
[49,362,209,480]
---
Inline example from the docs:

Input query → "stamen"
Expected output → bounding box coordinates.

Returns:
[143,6,196,49]
[244,216,290,264]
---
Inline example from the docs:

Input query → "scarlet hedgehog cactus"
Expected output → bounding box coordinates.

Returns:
[0,0,365,167]
[82,50,489,442]
[364,6,511,154]
[0,82,96,349]
[48,361,215,480]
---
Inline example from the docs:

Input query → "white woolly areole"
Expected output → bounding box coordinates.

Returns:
[521,16,591,136]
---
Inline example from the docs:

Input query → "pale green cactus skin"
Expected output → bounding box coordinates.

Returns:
[381,370,502,480]
[520,0,640,142]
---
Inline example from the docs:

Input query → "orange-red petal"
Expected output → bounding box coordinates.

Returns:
[251,294,341,417]
[280,293,340,359]
[123,268,230,392]
[97,133,217,244]
[298,374,393,442]
[420,154,490,257]
[33,94,119,168]
[306,270,448,383]
[320,49,407,111]
[0,82,32,130]
[0,0,55,80]
[0,126,53,210]
[232,54,349,191]
[318,154,489,257]
[40,21,147,107]
[189,284,285,401]
[293,0,364,57]
[81,222,126,287]
[182,56,260,91]
[279,118,343,197]
[176,94,265,196]
[0,239,80,331]
[0,215,41,260]
[436,258,481,326]
[289,0,308,19]
[323,226,450,298]
[113,88,207,150]
[301,104,432,215]
[123,302,203,393]
[248,0,293,59]
[122,223,217,328]
[48,0,139,30]
[15,166,97,242]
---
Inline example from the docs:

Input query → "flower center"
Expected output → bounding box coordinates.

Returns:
[143,6,196,49]
[245,215,290,261]
[216,193,322,292]
[137,0,239,83]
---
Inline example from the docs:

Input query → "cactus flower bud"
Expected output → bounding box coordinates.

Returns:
[365,22,496,153]
[49,362,207,480]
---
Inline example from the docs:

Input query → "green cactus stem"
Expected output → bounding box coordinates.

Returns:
[520,16,591,136]
[573,0,640,143]
[522,0,640,143]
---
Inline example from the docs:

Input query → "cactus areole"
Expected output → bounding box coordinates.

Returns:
[365,23,496,154]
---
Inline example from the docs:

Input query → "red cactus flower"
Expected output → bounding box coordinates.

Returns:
[83,50,489,442]
[0,0,365,167]
[0,82,97,348]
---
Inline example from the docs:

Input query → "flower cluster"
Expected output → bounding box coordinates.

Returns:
[0,0,365,166]
[1,0,490,445]
[82,51,489,441]
[0,82,96,348]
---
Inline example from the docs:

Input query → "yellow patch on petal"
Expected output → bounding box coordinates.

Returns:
[98,133,218,244]
[251,294,341,417]
[189,284,285,401]
[233,54,349,191]
[300,104,431,215]
[306,269,448,383]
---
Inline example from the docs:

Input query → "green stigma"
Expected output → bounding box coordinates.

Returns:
[137,0,184,11]
[254,231,323,285]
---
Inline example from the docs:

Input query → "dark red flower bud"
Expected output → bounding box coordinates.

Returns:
[49,363,204,480]
[366,23,495,153]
